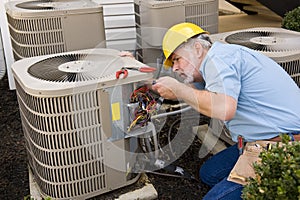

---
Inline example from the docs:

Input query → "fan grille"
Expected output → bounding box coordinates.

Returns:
[15,0,81,10]
[28,53,119,82]
[225,31,300,52]
[16,1,54,10]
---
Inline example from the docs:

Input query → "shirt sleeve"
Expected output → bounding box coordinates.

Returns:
[201,55,241,100]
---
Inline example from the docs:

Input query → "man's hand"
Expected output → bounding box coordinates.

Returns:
[152,76,182,100]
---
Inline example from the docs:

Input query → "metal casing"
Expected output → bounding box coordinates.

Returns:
[184,0,219,34]
[12,48,153,199]
[134,0,219,69]
[5,0,106,60]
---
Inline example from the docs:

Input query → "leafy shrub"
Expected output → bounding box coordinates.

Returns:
[242,135,300,200]
[282,6,300,32]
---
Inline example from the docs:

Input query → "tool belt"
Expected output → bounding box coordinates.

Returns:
[228,141,275,185]
[228,133,300,185]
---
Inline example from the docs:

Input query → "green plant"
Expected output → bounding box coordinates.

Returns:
[282,6,300,32]
[24,195,52,200]
[242,134,300,200]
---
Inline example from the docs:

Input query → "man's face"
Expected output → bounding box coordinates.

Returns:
[170,47,198,84]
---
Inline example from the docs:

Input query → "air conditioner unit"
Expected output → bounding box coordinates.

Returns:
[11,48,154,199]
[210,27,300,87]
[134,0,218,74]
[184,0,219,34]
[134,0,185,65]
[5,0,106,61]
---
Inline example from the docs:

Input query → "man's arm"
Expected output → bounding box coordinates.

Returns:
[152,76,237,121]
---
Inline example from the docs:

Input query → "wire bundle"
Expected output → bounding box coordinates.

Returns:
[128,85,159,132]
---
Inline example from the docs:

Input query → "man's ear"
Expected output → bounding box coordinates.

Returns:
[194,41,203,58]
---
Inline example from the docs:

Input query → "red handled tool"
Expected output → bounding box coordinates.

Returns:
[238,135,244,155]
[116,68,129,79]
[116,66,156,79]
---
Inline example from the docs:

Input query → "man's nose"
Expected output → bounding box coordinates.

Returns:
[172,63,179,72]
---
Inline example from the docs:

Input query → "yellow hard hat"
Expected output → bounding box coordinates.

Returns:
[162,22,208,69]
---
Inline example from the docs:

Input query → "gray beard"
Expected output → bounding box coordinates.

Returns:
[183,76,194,84]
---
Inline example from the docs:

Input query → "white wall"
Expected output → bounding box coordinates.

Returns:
[94,0,137,51]
[0,0,15,89]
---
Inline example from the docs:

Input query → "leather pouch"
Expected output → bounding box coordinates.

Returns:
[227,141,276,185]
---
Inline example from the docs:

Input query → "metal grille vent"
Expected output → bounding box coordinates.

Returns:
[27,53,117,82]
[15,79,106,198]
[225,31,300,52]
[276,56,300,87]
[184,0,219,34]
[6,14,65,59]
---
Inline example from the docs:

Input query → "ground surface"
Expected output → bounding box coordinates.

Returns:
[0,73,212,200]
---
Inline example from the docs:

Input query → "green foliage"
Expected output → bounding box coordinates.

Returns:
[282,6,300,32]
[242,134,300,200]
[24,195,52,200]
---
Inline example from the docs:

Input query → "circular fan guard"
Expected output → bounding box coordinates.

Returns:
[28,53,118,82]
[225,31,300,52]
[16,1,56,10]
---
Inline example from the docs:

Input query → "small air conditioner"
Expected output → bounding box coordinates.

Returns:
[5,0,106,61]
[210,27,300,87]
[11,48,154,199]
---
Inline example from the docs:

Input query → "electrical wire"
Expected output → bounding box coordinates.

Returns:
[151,105,192,119]
[143,169,198,182]
[128,84,205,182]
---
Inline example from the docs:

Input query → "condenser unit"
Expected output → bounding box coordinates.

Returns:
[134,0,218,73]
[210,27,300,87]
[11,48,154,199]
[5,0,106,61]
[184,0,218,34]
[134,0,185,66]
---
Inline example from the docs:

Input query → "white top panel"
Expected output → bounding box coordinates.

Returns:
[140,0,184,8]
[11,48,153,96]
[5,0,103,17]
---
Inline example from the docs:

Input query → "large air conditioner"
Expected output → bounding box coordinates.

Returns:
[134,0,218,74]
[210,27,300,87]
[11,48,154,199]
[5,0,106,61]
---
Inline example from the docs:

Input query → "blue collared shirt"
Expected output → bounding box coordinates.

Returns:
[198,42,300,142]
